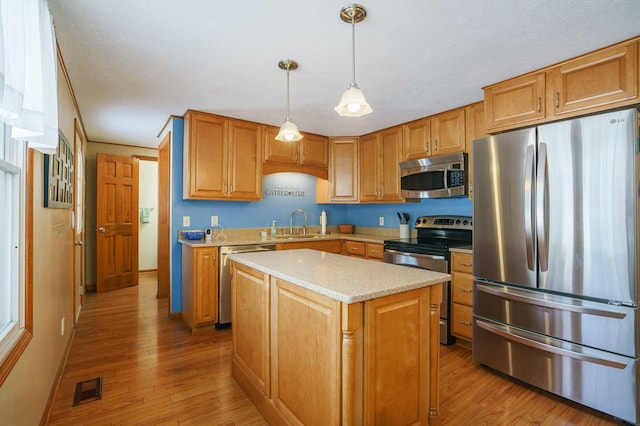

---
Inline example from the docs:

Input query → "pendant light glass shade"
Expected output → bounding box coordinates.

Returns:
[335,4,372,117]
[276,118,302,142]
[334,83,372,117]
[275,59,303,142]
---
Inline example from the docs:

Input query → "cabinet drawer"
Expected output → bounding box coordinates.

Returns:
[452,252,473,273]
[452,272,474,305]
[452,303,473,341]
[344,241,365,257]
[366,243,384,260]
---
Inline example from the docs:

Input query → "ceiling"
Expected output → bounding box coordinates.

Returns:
[48,0,640,149]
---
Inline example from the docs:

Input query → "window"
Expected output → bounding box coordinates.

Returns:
[0,124,30,386]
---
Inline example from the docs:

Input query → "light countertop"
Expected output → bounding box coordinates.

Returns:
[450,245,472,254]
[228,249,450,304]
[178,232,390,247]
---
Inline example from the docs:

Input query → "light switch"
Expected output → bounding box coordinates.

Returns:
[379,216,384,226]
[183,216,190,227]
[211,216,218,226]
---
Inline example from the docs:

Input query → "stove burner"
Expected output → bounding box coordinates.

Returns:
[384,215,472,257]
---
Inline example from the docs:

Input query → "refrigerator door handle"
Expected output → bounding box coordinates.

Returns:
[475,282,627,319]
[536,142,549,272]
[524,145,535,271]
[476,319,628,369]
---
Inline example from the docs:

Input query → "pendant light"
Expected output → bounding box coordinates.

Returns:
[335,4,372,117]
[275,59,303,142]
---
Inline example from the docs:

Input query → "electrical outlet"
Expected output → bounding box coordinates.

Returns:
[379,216,384,226]
[183,216,190,227]
[60,317,65,336]
[211,216,218,226]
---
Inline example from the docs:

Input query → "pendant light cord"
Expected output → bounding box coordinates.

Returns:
[351,15,356,86]
[285,62,291,120]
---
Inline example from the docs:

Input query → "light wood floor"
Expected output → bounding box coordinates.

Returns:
[47,272,624,425]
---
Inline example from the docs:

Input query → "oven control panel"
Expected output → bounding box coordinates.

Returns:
[415,215,472,229]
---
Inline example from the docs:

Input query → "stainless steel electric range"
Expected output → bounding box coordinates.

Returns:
[384,215,473,345]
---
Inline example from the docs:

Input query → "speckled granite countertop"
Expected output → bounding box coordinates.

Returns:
[178,227,399,247]
[449,245,472,254]
[228,249,450,304]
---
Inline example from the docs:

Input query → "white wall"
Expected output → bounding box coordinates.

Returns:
[139,159,158,270]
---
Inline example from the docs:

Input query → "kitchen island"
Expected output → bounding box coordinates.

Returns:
[229,249,449,425]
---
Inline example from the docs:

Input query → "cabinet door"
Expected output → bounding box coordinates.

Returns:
[183,111,228,199]
[228,119,262,200]
[328,138,359,203]
[232,262,270,396]
[379,126,404,202]
[359,132,380,202]
[484,72,546,132]
[364,288,430,425]
[403,117,431,160]
[344,240,366,257]
[549,40,638,117]
[194,247,218,325]
[264,125,299,165]
[464,102,486,200]
[431,108,466,155]
[271,278,341,425]
[366,243,384,261]
[299,133,328,168]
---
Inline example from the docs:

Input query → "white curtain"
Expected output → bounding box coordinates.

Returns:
[0,0,58,154]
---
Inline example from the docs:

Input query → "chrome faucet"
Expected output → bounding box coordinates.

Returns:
[290,209,307,235]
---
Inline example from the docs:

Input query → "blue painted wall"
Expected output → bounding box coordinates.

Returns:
[169,120,472,312]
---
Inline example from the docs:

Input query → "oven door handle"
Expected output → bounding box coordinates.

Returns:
[384,249,445,261]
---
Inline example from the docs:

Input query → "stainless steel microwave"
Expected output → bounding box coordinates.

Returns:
[399,152,468,199]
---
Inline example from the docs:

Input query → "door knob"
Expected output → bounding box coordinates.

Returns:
[96,227,106,233]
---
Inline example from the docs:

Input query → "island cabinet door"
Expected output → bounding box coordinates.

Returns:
[231,263,271,397]
[363,286,434,425]
[270,278,342,426]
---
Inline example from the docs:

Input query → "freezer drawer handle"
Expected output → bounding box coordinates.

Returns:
[476,283,626,319]
[476,319,627,369]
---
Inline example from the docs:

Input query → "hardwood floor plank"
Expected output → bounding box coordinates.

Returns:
[46,272,625,425]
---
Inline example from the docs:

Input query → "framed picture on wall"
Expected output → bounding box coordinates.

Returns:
[44,131,74,208]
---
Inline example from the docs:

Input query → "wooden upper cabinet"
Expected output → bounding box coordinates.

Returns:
[327,137,359,203]
[359,132,379,203]
[431,108,466,155]
[485,37,640,132]
[484,72,546,132]
[228,119,262,200]
[548,40,638,117]
[263,127,328,178]
[379,126,403,202]
[183,110,261,200]
[183,111,228,199]
[403,117,431,160]
[263,125,299,164]
[299,132,328,169]
[465,102,486,200]
[359,127,403,203]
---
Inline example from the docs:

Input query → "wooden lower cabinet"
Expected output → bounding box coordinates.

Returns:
[181,245,218,332]
[344,240,384,261]
[231,262,442,425]
[451,252,474,342]
[275,239,343,254]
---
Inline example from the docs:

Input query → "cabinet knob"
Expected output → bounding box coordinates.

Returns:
[460,320,472,326]
[459,262,472,267]
[555,92,560,108]
[434,140,438,151]
[459,287,472,293]
[537,97,542,112]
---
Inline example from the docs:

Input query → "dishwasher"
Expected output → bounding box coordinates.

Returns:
[217,244,276,328]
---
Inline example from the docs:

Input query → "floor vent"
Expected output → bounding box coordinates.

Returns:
[72,377,102,406]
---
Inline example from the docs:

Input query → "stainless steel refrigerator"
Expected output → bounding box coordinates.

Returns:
[472,108,640,424]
